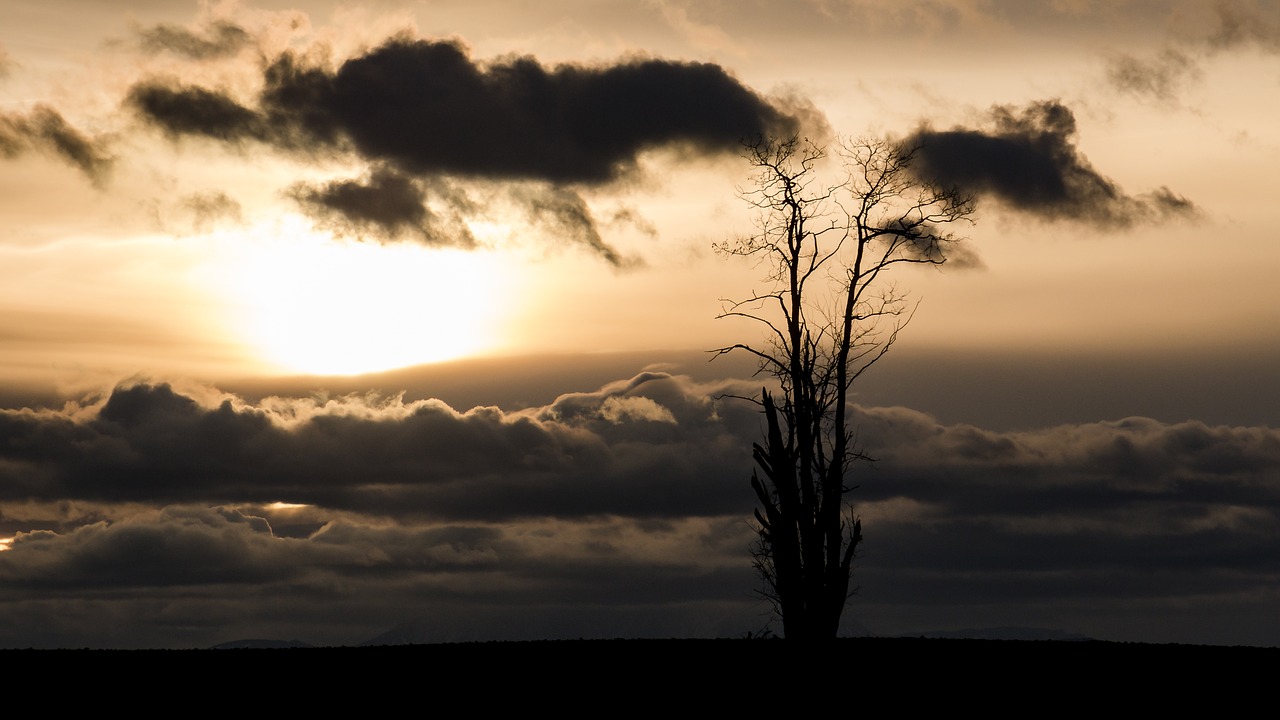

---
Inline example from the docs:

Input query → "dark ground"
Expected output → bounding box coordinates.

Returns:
[5,637,1273,696]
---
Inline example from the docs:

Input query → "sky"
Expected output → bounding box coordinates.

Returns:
[1,0,1279,648]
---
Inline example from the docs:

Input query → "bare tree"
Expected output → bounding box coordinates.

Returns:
[716,135,974,639]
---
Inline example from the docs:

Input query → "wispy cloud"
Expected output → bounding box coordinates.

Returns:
[0,106,113,185]
[1105,49,1201,103]
[1105,0,1280,101]
[180,191,243,232]
[135,19,254,60]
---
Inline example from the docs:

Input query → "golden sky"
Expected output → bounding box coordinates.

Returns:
[3,0,1276,389]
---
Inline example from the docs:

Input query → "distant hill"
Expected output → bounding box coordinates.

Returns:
[211,639,314,650]
[359,624,444,647]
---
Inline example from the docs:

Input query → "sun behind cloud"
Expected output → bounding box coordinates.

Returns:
[209,216,514,376]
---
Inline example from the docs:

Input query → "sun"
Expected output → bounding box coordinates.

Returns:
[210,216,514,376]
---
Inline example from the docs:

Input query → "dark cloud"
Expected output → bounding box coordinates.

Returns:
[126,81,266,143]
[903,100,1197,228]
[0,504,755,648]
[0,105,112,184]
[7,377,1279,529]
[4,374,1280,647]
[0,506,288,591]
[289,167,476,247]
[849,408,1280,515]
[255,39,800,183]
[0,375,755,520]
[843,406,1280,642]
[127,37,805,258]
[136,19,253,59]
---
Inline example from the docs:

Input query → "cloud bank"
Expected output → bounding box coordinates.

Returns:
[2,375,1279,647]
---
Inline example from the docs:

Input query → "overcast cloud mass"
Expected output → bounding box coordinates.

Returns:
[2,373,1279,648]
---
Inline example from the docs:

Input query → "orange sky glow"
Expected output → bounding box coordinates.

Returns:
[1,0,1275,388]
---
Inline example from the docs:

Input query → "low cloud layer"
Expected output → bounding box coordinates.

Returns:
[126,37,803,261]
[0,374,753,520]
[904,101,1197,227]
[2,374,1279,647]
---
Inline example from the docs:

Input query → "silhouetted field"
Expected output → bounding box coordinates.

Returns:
[6,637,1274,687]
[8,638,1274,713]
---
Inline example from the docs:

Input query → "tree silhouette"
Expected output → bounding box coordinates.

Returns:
[716,136,974,639]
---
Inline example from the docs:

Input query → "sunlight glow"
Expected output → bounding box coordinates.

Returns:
[0,537,12,552]
[212,217,514,376]
[267,502,310,510]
